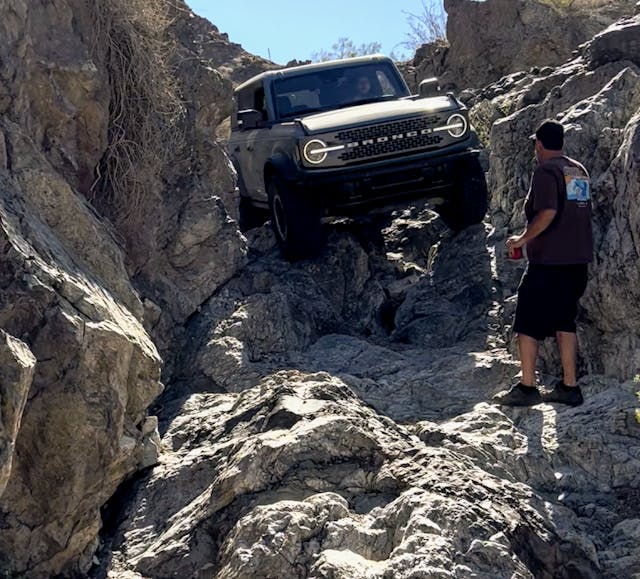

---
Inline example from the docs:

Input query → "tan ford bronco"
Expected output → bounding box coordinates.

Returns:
[229,55,487,260]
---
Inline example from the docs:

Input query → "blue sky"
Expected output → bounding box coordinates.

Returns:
[186,1,445,64]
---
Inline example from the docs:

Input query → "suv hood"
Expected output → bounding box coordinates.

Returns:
[300,96,459,134]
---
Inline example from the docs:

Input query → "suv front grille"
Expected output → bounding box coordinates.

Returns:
[335,115,444,161]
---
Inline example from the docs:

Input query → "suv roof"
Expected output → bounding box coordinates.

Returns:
[234,54,393,92]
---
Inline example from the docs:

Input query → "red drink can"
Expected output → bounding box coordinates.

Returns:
[510,246,523,260]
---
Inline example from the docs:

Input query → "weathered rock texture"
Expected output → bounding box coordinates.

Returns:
[0,0,172,573]
[483,15,640,378]
[105,1,277,363]
[0,0,261,575]
[0,0,280,570]
[169,6,277,87]
[103,372,635,579]
[1,1,640,578]
[0,331,35,497]
[405,0,637,91]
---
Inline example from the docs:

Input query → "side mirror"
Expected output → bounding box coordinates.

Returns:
[419,78,441,98]
[237,109,263,130]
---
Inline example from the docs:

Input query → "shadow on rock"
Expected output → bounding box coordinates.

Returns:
[96,371,602,579]
[159,207,514,428]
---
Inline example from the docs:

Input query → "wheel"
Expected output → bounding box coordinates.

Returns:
[267,175,323,261]
[238,196,268,232]
[438,158,488,231]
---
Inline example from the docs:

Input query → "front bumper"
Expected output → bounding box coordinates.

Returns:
[287,143,480,214]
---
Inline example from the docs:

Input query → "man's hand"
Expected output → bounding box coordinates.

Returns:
[506,209,557,258]
[506,235,526,258]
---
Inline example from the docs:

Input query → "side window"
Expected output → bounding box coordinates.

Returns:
[253,87,267,120]
[237,87,254,112]
[235,81,267,128]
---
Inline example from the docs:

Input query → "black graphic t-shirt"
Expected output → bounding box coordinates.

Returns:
[524,156,593,265]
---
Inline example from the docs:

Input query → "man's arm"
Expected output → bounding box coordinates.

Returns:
[507,209,557,255]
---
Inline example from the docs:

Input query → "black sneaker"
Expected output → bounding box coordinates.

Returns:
[542,382,584,406]
[492,383,542,407]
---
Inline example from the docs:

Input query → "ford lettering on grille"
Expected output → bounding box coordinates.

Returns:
[335,115,445,161]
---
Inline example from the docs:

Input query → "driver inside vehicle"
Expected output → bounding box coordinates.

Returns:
[353,75,376,100]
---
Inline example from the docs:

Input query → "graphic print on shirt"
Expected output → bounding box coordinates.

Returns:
[564,165,590,204]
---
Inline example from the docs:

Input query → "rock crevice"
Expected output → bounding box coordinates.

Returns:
[1,1,639,578]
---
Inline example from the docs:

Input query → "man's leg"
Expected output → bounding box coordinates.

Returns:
[556,331,578,387]
[492,332,541,405]
[518,333,539,386]
[493,267,543,406]
[543,330,583,405]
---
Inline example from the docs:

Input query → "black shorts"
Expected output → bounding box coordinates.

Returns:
[513,263,588,340]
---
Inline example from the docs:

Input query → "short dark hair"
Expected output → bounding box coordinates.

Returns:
[533,120,564,150]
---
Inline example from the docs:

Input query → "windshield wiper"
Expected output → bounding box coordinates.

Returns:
[334,95,396,109]
[280,106,330,119]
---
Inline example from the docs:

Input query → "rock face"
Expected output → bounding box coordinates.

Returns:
[1,1,640,578]
[96,1,274,365]
[0,125,163,578]
[115,1,278,367]
[399,40,450,93]
[99,10,640,579]
[102,372,634,579]
[0,0,169,573]
[0,216,163,576]
[168,6,277,87]
[484,15,640,379]
[409,0,637,91]
[0,0,274,572]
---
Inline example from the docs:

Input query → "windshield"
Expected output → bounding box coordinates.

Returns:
[272,62,410,119]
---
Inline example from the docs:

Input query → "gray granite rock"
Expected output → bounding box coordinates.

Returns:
[2,2,640,578]
[102,373,607,579]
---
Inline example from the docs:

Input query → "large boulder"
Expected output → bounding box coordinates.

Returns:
[435,0,637,90]
[587,16,640,69]
[0,0,165,575]
[101,372,619,578]
[0,162,163,578]
[582,109,640,376]
[485,16,640,379]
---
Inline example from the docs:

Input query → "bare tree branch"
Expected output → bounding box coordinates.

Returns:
[401,0,447,52]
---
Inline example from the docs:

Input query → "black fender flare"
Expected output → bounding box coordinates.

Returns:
[264,151,299,187]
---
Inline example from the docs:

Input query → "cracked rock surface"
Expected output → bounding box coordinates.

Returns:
[1,1,639,578]
[97,12,640,579]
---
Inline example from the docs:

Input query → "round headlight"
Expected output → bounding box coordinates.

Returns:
[447,114,468,138]
[303,139,328,165]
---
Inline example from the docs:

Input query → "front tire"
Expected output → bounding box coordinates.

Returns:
[439,158,488,231]
[268,175,323,261]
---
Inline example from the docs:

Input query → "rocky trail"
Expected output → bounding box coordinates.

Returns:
[94,207,640,578]
[1,0,639,577]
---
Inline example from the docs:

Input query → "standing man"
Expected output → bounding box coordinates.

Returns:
[494,119,593,407]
